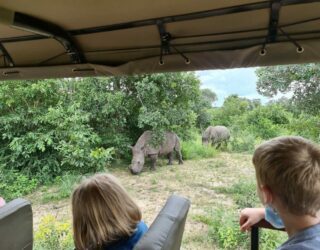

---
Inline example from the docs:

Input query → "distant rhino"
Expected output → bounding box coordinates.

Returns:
[129,131,183,175]
[202,126,230,148]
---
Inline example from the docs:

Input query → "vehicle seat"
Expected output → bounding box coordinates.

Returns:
[134,194,191,250]
[0,198,33,250]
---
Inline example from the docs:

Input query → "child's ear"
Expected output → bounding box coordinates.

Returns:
[260,185,273,204]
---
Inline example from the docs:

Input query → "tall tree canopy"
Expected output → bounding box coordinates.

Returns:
[256,64,320,114]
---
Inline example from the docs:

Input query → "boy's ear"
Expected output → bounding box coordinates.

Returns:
[260,185,273,204]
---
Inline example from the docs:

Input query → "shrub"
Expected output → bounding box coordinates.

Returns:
[260,229,287,250]
[289,113,320,142]
[210,179,287,249]
[34,215,74,250]
[228,131,261,153]
[205,207,287,250]
[0,168,38,201]
[207,207,249,249]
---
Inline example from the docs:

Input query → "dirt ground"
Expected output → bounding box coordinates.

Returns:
[28,152,255,250]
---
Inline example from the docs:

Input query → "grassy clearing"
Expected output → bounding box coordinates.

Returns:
[27,152,287,250]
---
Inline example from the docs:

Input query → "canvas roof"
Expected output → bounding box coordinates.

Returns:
[0,0,319,79]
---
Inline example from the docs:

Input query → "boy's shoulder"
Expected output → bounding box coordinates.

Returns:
[278,224,320,250]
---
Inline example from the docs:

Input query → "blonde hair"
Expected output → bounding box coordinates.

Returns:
[253,136,320,216]
[72,173,141,250]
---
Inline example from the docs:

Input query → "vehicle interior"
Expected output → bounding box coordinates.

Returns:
[0,1,320,249]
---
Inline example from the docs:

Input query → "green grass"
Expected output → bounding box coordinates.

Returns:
[214,180,259,208]
[181,138,217,160]
[41,173,82,203]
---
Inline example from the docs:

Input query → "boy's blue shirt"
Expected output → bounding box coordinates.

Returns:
[277,223,320,250]
[103,221,148,250]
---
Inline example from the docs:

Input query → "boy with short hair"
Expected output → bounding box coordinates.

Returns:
[239,136,320,249]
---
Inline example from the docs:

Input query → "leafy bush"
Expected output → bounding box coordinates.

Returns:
[34,215,74,250]
[228,131,261,153]
[238,104,291,140]
[207,207,249,249]
[204,207,287,250]
[181,137,217,160]
[209,180,287,249]
[260,229,287,250]
[0,80,114,183]
[289,113,320,142]
[0,168,38,201]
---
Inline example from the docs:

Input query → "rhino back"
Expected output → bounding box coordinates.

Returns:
[134,131,151,148]
[211,126,230,142]
[158,132,179,155]
[203,126,214,138]
[135,131,179,155]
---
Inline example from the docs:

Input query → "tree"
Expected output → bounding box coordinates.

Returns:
[201,88,217,106]
[193,89,217,130]
[256,64,320,114]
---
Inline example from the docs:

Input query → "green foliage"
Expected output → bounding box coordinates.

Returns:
[0,168,38,201]
[260,230,287,250]
[0,73,200,182]
[0,80,114,182]
[228,131,261,153]
[237,104,291,140]
[134,72,200,140]
[289,113,320,143]
[193,89,217,130]
[204,207,286,250]
[34,215,74,250]
[256,63,320,114]
[209,180,287,249]
[181,136,217,160]
[211,95,258,127]
[207,207,249,249]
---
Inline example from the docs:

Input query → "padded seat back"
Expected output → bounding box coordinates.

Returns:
[0,198,33,250]
[134,195,191,250]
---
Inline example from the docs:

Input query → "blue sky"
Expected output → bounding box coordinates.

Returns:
[196,68,270,107]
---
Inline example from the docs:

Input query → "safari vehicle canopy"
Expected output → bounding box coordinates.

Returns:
[0,0,320,80]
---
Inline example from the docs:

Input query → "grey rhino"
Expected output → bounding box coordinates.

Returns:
[202,125,230,148]
[129,131,183,175]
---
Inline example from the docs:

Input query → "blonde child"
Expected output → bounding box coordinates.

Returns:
[72,173,148,250]
[239,136,320,249]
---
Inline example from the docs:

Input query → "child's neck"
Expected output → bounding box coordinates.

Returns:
[279,211,320,237]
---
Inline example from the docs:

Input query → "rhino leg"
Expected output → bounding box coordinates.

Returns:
[216,142,222,149]
[167,152,173,165]
[174,144,183,164]
[149,154,158,171]
[176,150,183,165]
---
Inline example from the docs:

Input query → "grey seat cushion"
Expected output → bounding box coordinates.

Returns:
[134,195,191,250]
[0,198,33,250]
